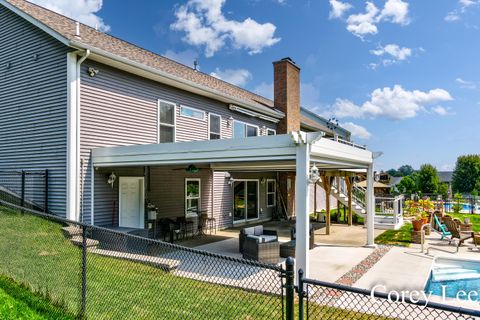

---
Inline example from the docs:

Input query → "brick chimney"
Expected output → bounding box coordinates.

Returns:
[273,57,301,134]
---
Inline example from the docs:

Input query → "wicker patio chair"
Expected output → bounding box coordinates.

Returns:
[242,236,280,264]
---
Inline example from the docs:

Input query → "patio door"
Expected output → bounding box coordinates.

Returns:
[119,177,145,228]
[233,180,259,223]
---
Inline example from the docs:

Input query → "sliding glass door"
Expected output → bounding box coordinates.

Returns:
[233,180,259,223]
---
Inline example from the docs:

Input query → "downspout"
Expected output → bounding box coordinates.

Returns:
[76,49,90,222]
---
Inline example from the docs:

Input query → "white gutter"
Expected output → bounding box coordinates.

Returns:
[68,41,284,119]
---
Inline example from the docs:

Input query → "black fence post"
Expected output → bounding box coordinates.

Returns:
[81,225,88,318]
[20,170,25,208]
[44,169,49,213]
[298,269,305,320]
[285,257,295,320]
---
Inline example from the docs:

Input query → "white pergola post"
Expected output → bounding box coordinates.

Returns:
[366,163,376,247]
[295,139,310,278]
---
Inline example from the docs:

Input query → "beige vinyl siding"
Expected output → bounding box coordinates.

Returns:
[0,6,70,216]
[79,60,275,224]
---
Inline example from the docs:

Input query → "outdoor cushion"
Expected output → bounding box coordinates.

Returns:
[254,225,264,236]
[243,227,255,235]
[247,235,264,243]
[260,235,277,243]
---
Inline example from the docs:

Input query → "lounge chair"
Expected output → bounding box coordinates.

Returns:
[433,214,451,240]
[444,219,476,252]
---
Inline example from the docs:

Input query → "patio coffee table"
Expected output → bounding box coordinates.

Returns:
[280,240,296,258]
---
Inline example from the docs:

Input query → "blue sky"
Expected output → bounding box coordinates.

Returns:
[32,0,480,171]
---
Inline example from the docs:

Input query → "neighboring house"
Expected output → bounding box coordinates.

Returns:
[0,0,370,234]
[438,171,454,196]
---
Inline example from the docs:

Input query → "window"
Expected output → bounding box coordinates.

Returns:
[233,121,258,139]
[158,100,175,143]
[185,179,201,217]
[209,113,221,140]
[267,128,276,136]
[180,105,205,120]
[266,179,276,207]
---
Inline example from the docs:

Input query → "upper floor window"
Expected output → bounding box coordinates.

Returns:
[233,121,258,139]
[267,128,276,136]
[209,113,221,140]
[180,105,205,120]
[158,100,175,143]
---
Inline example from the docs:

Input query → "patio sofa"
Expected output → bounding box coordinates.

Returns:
[239,226,278,253]
[243,236,280,264]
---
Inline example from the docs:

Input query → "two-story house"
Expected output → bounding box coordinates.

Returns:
[0,0,376,254]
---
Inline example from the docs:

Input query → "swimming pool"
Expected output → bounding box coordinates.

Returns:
[444,203,479,213]
[425,257,480,301]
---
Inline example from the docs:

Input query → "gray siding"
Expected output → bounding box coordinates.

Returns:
[93,166,212,227]
[0,6,69,215]
[80,60,276,224]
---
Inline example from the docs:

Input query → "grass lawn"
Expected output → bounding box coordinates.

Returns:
[375,223,413,247]
[448,213,480,232]
[0,206,390,319]
[0,275,74,320]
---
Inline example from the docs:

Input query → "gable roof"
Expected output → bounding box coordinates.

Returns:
[2,0,351,136]
[2,0,281,115]
[438,171,453,183]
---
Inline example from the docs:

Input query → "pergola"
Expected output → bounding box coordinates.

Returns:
[92,132,375,277]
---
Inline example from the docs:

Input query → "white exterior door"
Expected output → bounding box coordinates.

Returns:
[119,177,144,228]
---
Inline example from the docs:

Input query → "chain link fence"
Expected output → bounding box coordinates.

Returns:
[298,271,480,320]
[0,202,285,319]
[1,199,480,319]
[0,169,48,211]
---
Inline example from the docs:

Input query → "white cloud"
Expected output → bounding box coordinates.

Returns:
[329,0,352,19]
[210,68,252,86]
[29,0,110,32]
[445,12,461,21]
[163,49,198,68]
[341,122,372,139]
[432,106,449,116]
[378,0,410,25]
[329,85,453,120]
[335,0,410,38]
[370,44,412,60]
[456,77,477,89]
[171,0,280,57]
[445,0,479,22]
[346,2,379,37]
[460,0,478,8]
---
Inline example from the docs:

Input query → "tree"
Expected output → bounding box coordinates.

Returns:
[452,155,480,193]
[397,176,417,194]
[416,164,440,194]
[387,168,400,177]
[398,165,415,177]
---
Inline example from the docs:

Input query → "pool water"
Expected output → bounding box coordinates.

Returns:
[444,203,479,213]
[425,258,480,301]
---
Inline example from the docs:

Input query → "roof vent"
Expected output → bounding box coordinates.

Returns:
[75,21,81,38]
